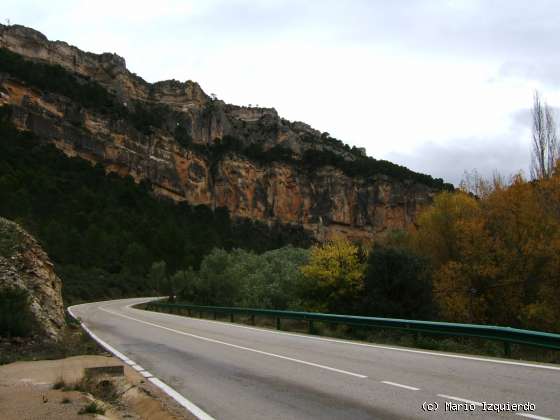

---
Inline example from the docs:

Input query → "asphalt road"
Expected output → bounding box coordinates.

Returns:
[70,298,560,420]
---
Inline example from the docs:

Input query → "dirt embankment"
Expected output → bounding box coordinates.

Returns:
[0,355,195,419]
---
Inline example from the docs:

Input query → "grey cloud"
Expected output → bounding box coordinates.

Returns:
[385,136,530,186]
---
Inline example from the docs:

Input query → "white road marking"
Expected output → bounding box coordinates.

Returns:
[381,381,419,391]
[516,414,555,420]
[131,364,144,372]
[127,302,560,372]
[437,394,483,406]
[67,304,215,420]
[101,306,368,379]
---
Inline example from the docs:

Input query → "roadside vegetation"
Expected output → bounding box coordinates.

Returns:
[0,289,34,338]
[0,315,104,365]
[167,163,560,339]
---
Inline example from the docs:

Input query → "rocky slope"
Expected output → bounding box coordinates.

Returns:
[0,24,445,241]
[0,217,65,341]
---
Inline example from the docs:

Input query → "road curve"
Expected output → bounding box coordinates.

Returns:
[70,298,560,420]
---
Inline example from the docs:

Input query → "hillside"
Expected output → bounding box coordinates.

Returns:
[0,109,311,302]
[0,24,452,242]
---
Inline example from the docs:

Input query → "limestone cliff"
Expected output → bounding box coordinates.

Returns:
[0,24,444,241]
[0,217,65,341]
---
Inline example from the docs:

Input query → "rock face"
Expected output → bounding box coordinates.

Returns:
[0,217,65,341]
[0,24,438,241]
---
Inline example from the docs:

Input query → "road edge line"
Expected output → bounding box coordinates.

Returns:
[67,304,215,420]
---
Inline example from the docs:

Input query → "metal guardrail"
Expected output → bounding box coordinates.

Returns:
[144,301,560,356]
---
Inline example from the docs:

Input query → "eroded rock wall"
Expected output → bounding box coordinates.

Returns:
[0,24,436,242]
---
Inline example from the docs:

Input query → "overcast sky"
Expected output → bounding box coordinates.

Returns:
[3,0,559,185]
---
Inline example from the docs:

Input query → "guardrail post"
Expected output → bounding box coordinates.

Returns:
[250,314,255,325]
[308,320,314,334]
[504,341,511,358]
[276,317,281,330]
[213,311,217,320]
[230,313,234,323]
[187,308,192,317]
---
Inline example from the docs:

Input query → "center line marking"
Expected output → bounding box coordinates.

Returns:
[381,381,419,391]
[99,306,368,379]
[437,394,483,406]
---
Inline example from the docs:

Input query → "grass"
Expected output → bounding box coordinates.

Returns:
[78,401,105,415]
[52,377,66,390]
[143,305,560,364]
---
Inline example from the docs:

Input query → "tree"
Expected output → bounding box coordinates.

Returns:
[123,242,150,276]
[300,238,366,313]
[363,246,433,319]
[149,261,167,294]
[412,191,480,269]
[413,172,560,330]
[459,169,504,199]
[531,90,559,180]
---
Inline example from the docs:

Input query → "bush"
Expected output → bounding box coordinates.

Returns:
[0,288,34,337]
[79,401,105,415]
[362,245,434,319]
[177,246,309,310]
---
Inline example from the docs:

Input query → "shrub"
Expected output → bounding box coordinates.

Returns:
[0,288,34,337]
[362,245,434,319]
[79,401,105,415]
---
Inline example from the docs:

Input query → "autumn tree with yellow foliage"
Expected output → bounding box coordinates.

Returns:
[412,168,560,332]
[300,238,366,314]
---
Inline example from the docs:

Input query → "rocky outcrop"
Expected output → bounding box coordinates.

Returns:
[0,24,439,241]
[0,217,65,341]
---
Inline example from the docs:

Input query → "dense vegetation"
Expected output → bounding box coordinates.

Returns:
[175,169,560,335]
[175,238,436,321]
[413,177,560,333]
[0,109,311,303]
[175,246,309,309]
[0,289,33,337]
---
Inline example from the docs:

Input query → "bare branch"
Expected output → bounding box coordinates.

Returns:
[531,90,559,179]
